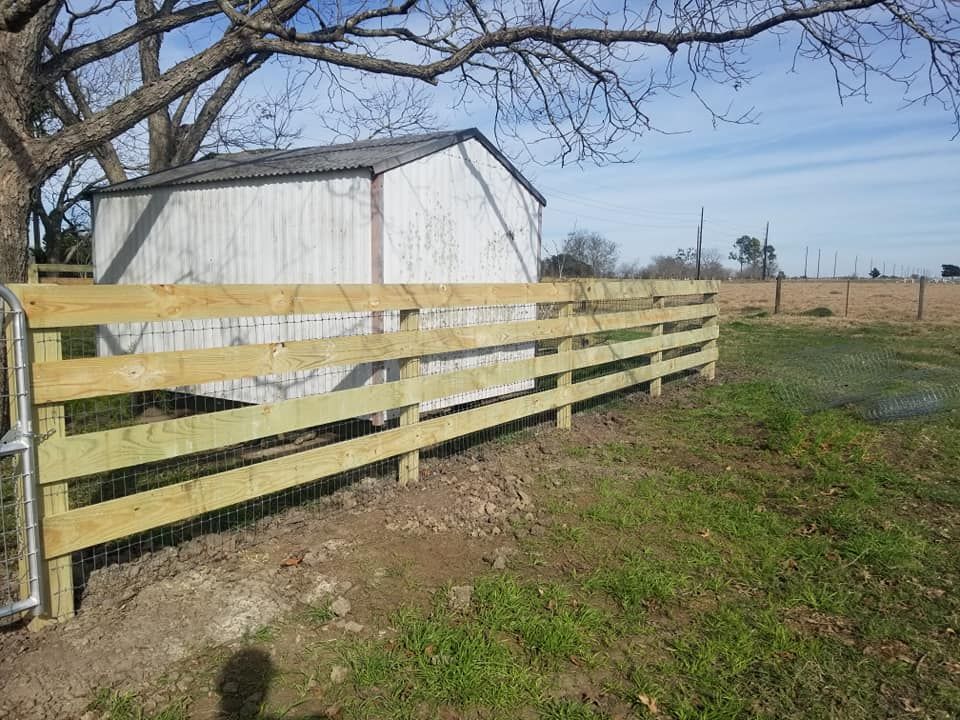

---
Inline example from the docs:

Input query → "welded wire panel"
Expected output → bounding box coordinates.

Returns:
[1,307,37,625]
[22,283,719,616]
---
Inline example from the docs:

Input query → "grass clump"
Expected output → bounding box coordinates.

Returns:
[90,690,187,720]
[472,576,606,659]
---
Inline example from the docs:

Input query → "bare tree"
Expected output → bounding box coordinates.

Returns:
[2,0,960,282]
[559,229,619,277]
[625,247,730,279]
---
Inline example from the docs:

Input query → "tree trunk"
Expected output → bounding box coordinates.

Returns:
[0,161,31,283]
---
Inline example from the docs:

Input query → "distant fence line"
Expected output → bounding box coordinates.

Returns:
[3,279,719,622]
[718,277,957,322]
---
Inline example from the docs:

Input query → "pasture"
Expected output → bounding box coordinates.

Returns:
[719,279,960,322]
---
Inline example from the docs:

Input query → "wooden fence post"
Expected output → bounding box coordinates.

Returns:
[844,279,851,318]
[917,276,926,321]
[700,293,719,380]
[556,302,574,429]
[649,296,665,398]
[397,308,420,486]
[32,329,74,621]
[774,276,782,314]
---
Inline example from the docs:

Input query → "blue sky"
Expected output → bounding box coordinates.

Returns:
[188,16,959,277]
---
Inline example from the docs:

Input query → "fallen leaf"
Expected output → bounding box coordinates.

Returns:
[637,693,659,715]
[323,704,342,718]
[899,698,921,714]
[424,644,436,657]
[280,549,306,567]
[698,529,711,538]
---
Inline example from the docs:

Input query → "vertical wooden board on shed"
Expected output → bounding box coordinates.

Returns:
[556,302,574,429]
[32,329,74,621]
[700,293,719,380]
[397,308,420,486]
[649,296,665,398]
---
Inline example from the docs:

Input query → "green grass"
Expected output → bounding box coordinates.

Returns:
[89,689,187,720]
[303,601,335,626]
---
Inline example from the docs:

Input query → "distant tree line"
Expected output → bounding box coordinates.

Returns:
[541,229,777,280]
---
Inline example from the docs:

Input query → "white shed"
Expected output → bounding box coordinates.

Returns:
[91,129,546,411]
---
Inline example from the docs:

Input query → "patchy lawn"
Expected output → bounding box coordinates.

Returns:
[91,319,960,719]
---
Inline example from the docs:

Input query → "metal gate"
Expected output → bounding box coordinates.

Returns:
[0,284,43,622]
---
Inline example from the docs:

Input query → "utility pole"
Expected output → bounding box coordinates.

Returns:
[853,255,858,278]
[832,250,838,279]
[761,221,769,280]
[695,206,704,280]
[804,246,809,279]
[816,248,821,279]
[883,261,886,276]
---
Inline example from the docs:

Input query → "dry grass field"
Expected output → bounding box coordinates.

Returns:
[719,279,960,322]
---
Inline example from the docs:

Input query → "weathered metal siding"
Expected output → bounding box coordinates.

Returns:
[93,172,376,405]
[382,138,541,410]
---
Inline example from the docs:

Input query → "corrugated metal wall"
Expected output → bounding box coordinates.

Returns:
[93,172,376,405]
[382,138,540,410]
[91,144,542,412]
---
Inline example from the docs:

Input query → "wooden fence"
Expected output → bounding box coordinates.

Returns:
[10,279,719,620]
[27,263,95,285]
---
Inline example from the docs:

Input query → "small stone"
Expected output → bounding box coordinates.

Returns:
[484,502,497,516]
[469,464,481,473]
[330,596,352,617]
[529,524,547,537]
[492,555,507,570]
[340,492,357,510]
[341,621,364,633]
[330,665,349,684]
[448,585,473,611]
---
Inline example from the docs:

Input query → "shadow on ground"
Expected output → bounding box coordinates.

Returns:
[216,648,324,720]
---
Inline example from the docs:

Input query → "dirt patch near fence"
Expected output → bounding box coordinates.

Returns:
[0,404,637,720]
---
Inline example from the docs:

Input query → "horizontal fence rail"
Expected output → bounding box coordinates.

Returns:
[9,279,720,621]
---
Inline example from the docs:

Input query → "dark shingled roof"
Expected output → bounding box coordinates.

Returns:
[92,128,545,205]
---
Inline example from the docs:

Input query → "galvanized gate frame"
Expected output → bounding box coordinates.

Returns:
[0,283,44,619]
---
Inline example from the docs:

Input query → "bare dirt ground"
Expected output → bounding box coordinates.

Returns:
[0,409,626,720]
[719,279,960,322]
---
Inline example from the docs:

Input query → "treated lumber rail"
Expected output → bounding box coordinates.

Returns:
[11,279,719,329]
[38,326,718,483]
[41,347,716,558]
[32,303,717,403]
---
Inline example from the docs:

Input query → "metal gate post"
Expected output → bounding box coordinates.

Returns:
[0,284,44,619]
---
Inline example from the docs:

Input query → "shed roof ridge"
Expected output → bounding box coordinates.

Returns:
[91,127,546,206]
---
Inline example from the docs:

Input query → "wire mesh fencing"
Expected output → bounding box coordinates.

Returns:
[13,280,719,618]
[770,345,960,422]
